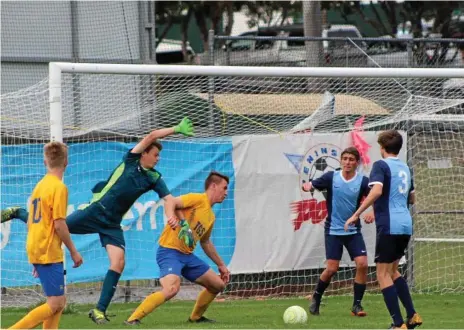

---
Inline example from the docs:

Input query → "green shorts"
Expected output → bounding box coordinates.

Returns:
[66,203,125,250]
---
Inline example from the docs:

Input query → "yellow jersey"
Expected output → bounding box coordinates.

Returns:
[159,193,215,254]
[26,174,68,264]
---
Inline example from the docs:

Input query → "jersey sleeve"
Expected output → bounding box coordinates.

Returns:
[311,171,333,190]
[369,161,387,186]
[180,193,205,208]
[153,178,171,199]
[52,183,68,221]
[409,167,415,194]
[123,149,141,164]
[361,176,371,196]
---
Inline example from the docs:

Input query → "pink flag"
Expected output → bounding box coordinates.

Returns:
[351,116,371,166]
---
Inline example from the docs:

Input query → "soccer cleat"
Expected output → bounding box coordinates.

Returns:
[124,319,142,326]
[309,297,320,316]
[1,207,21,223]
[89,308,110,324]
[188,316,216,323]
[351,304,367,317]
[389,324,407,329]
[406,313,423,329]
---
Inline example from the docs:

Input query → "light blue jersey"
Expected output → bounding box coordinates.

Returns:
[312,171,369,235]
[369,157,414,235]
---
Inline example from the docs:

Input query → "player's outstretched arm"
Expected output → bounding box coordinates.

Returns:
[54,219,83,268]
[131,117,194,154]
[345,184,382,231]
[200,238,230,283]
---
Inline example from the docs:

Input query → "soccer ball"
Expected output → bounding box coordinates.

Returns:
[283,305,308,324]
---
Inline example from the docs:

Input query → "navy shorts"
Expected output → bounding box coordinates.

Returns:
[325,233,367,261]
[66,204,125,250]
[157,246,210,282]
[34,263,65,297]
[375,234,411,263]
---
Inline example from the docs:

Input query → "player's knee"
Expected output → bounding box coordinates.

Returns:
[110,257,125,273]
[356,259,368,272]
[326,265,339,276]
[163,284,180,300]
[47,296,66,313]
[210,279,226,294]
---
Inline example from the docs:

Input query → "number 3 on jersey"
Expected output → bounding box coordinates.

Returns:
[31,198,42,223]
[398,171,409,194]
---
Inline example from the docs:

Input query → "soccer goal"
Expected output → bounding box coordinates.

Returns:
[1,63,463,307]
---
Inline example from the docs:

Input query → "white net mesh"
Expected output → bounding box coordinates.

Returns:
[1,67,463,307]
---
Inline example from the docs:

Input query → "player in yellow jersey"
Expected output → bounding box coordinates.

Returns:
[124,171,230,325]
[8,142,83,330]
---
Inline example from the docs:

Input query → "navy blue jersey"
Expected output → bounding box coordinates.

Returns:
[89,150,170,223]
[369,157,414,235]
[312,171,370,235]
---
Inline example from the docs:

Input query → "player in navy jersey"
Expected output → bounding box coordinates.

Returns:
[345,130,422,329]
[302,147,373,317]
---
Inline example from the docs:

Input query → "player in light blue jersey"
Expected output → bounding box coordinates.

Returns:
[302,147,373,317]
[345,130,422,329]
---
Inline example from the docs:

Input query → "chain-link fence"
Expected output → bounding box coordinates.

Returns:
[198,32,464,69]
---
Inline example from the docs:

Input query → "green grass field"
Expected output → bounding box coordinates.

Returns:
[2,294,464,329]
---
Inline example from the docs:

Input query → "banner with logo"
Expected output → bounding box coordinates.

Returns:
[1,140,236,287]
[1,132,406,287]
[228,131,407,273]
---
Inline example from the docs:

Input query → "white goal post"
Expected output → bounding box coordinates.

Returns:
[1,62,463,308]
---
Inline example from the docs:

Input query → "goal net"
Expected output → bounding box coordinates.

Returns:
[1,64,463,307]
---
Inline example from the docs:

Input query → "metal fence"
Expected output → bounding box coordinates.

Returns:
[200,32,464,69]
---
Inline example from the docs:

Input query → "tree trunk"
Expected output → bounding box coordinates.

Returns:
[194,6,209,53]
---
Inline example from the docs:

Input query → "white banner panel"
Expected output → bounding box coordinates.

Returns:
[229,131,407,273]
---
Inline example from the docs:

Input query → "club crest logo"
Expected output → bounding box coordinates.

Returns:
[285,144,342,231]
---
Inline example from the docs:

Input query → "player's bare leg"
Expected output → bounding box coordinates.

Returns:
[189,269,226,323]
[125,274,181,325]
[89,245,125,324]
[391,260,422,329]
[351,255,368,317]
[310,260,339,315]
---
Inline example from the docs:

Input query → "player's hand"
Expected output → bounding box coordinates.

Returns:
[178,220,195,249]
[71,251,83,268]
[344,215,359,231]
[167,215,179,229]
[174,117,194,137]
[302,182,312,192]
[218,265,230,284]
[32,267,39,278]
[363,212,375,224]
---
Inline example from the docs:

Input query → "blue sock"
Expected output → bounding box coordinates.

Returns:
[18,208,29,224]
[314,279,330,302]
[394,276,416,318]
[381,285,404,327]
[353,282,366,306]
[96,270,121,312]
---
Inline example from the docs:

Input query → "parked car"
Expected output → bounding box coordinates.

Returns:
[199,24,368,67]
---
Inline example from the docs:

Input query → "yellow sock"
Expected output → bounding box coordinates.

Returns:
[43,309,63,329]
[190,289,217,321]
[127,292,165,322]
[9,303,54,329]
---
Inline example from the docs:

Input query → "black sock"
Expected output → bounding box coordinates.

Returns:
[353,282,366,306]
[394,276,416,319]
[381,285,404,327]
[313,279,330,303]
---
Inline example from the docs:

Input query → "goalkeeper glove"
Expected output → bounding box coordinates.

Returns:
[174,117,194,136]
[178,220,195,249]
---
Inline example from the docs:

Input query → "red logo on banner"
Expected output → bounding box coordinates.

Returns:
[290,199,328,231]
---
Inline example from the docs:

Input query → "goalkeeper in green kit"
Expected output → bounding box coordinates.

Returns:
[2,118,195,325]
